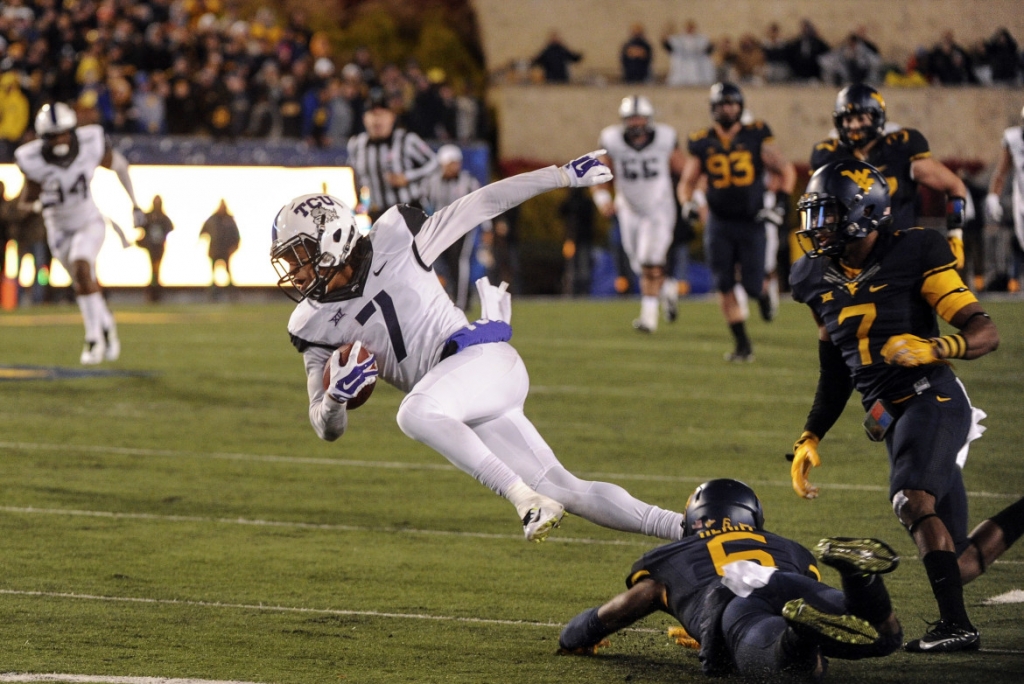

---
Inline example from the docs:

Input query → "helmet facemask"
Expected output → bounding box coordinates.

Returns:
[796,195,847,258]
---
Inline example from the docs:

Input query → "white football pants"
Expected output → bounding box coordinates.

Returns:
[397,342,683,540]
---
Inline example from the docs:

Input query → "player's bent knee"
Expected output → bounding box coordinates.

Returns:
[396,393,448,441]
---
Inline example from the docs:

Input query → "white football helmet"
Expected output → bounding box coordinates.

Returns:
[35,102,77,137]
[618,95,654,120]
[271,193,371,302]
[618,95,654,139]
[35,102,78,158]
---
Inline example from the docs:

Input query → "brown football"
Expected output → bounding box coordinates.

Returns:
[322,342,378,410]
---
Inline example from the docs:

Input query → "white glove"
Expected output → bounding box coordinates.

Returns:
[476,277,512,323]
[681,200,700,221]
[559,149,613,188]
[757,205,785,227]
[986,192,1003,223]
[326,341,378,403]
[133,207,147,228]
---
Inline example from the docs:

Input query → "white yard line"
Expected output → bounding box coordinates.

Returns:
[0,676,265,684]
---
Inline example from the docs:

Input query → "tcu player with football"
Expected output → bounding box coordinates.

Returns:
[593,95,686,332]
[678,82,796,362]
[271,151,687,543]
[810,84,970,269]
[559,479,904,679]
[14,103,145,364]
[986,104,1024,289]
[789,159,1024,653]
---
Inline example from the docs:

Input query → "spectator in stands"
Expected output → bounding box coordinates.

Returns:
[278,75,304,139]
[734,33,766,82]
[620,23,653,84]
[532,30,583,83]
[785,19,830,81]
[132,72,168,134]
[165,77,199,135]
[0,71,29,161]
[984,28,1021,85]
[662,20,715,86]
[711,35,739,83]
[761,22,791,82]
[929,31,976,85]
[820,32,883,86]
[200,199,240,288]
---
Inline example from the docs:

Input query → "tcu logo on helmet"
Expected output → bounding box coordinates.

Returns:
[291,194,340,218]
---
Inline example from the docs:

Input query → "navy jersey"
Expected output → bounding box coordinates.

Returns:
[809,128,931,230]
[790,228,978,405]
[626,527,819,639]
[687,121,774,221]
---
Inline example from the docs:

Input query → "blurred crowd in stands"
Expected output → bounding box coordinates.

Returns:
[0,0,487,161]
[518,18,1023,87]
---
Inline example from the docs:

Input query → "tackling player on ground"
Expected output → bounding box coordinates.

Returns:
[593,95,686,333]
[559,479,903,680]
[788,159,1024,653]
[14,103,145,364]
[270,151,687,543]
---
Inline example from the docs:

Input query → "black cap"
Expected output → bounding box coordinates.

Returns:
[365,88,389,111]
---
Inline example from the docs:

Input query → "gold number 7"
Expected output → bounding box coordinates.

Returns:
[838,303,877,366]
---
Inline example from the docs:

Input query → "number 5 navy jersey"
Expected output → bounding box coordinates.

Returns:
[790,227,978,405]
[14,124,107,231]
[626,528,819,638]
[599,122,678,215]
[809,128,931,231]
[687,120,774,221]
[288,205,470,393]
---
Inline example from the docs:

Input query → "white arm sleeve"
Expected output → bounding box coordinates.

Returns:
[109,149,139,207]
[303,346,349,441]
[414,165,565,266]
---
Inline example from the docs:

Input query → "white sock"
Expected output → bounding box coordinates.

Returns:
[76,293,104,343]
[662,278,678,301]
[733,284,749,319]
[640,296,658,329]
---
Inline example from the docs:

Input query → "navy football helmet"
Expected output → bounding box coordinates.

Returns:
[710,82,744,127]
[796,159,892,259]
[683,478,764,536]
[833,84,887,149]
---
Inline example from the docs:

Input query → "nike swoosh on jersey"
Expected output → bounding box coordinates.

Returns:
[936,395,952,402]
[869,284,888,292]
[373,261,389,276]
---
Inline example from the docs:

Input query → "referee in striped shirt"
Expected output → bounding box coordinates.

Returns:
[347,89,438,221]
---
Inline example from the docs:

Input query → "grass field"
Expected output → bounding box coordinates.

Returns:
[1,295,1023,683]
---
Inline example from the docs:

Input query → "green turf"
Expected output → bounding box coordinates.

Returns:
[1,296,1022,683]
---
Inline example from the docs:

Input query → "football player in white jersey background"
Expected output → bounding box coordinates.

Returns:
[593,96,686,333]
[986,105,1024,291]
[271,151,687,543]
[14,103,145,364]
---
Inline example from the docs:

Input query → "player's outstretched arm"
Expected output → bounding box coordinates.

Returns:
[559,579,663,654]
[415,151,613,266]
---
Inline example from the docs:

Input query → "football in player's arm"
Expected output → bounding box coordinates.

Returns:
[788,159,1024,654]
[270,150,688,544]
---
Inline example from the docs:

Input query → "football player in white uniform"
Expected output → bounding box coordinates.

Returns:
[271,151,687,543]
[593,96,686,332]
[986,105,1024,291]
[14,103,145,364]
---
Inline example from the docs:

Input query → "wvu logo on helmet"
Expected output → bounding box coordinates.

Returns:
[841,169,876,193]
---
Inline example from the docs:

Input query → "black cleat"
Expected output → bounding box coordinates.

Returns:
[757,292,776,322]
[904,620,980,653]
[724,347,754,363]
[814,537,900,576]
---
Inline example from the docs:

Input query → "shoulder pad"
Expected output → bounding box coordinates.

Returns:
[397,203,428,236]
[813,138,839,153]
[688,128,710,142]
